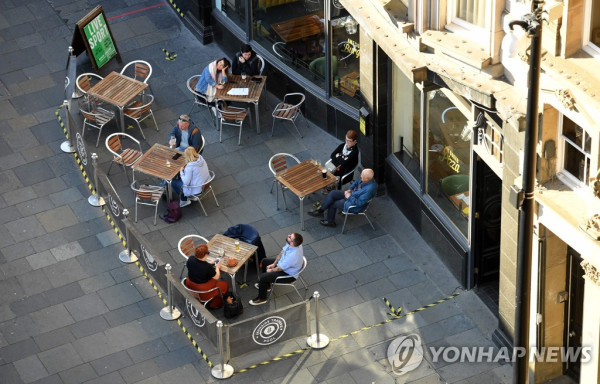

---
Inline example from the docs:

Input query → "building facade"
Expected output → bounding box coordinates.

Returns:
[183,0,600,381]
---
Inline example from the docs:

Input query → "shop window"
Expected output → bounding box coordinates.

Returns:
[333,16,361,108]
[561,115,592,186]
[391,65,421,180]
[426,89,471,237]
[584,0,600,56]
[214,0,246,29]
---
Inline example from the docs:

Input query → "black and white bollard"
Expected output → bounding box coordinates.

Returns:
[118,209,139,263]
[307,291,329,349]
[60,99,76,153]
[87,153,105,207]
[211,321,234,379]
[160,264,181,320]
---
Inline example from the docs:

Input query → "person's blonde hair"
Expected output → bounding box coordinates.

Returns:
[184,147,199,163]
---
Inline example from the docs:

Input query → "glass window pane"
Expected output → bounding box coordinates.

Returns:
[563,143,586,183]
[591,0,600,46]
[426,90,470,236]
[214,0,246,28]
[333,15,360,108]
[455,0,486,27]
[562,116,582,148]
[392,65,420,180]
[253,0,326,89]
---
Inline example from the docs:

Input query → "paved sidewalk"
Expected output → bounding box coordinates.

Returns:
[0,0,511,383]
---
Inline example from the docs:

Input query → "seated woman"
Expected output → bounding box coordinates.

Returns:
[185,244,229,309]
[194,58,230,99]
[323,129,359,193]
[171,147,210,208]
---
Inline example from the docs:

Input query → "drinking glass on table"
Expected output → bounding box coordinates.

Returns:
[241,72,247,82]
[169,135,176,148]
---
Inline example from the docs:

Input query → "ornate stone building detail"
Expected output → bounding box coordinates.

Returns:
[555,89,575,110]
[581,260,600,286]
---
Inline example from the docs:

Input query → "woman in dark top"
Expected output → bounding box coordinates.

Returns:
[185,244,229,308]
[330,129,359,177]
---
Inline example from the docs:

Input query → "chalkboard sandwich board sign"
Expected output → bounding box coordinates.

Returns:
[71,6,122,70]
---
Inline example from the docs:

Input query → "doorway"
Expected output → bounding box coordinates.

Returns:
[471,157,501,313]
[564,248,584,380]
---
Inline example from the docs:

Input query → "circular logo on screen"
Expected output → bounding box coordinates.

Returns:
[332,0,344,9]
[76,132,88,166]
[140,244,158,272]
[108,194,120,218]
[387,334,424,376]
[186,299,206,327]
[252,316,286,345]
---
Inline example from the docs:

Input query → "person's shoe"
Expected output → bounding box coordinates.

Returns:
[254,283,271,292]
[307,210,323,217]
[179,200,191,208]
[320,220,336,227]
[249,297,267,306]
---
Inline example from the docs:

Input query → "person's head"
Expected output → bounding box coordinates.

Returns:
[286,232,303,247]
[361,168,374,182]
[216,58,231,70]
[345,129,358,148]
[178,114,190,131]
[184,147,199,163]
[194,244,209,260]
[240,44,253,61]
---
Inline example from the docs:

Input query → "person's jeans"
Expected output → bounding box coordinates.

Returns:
[321,190,347,223]
[256,257,295,300]
[170,178,187,201]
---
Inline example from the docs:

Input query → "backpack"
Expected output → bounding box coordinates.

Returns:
[223,291,243,318]
[160,201,181,223]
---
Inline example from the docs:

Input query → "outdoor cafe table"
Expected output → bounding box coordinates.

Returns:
[275,159,336,230]
[207,234,259,294]
[87,71,148,132]
[132,144,184,203]
[215,74,266,133]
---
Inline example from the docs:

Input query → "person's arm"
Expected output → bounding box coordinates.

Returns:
[180,163,192,186]
[231,54,241,75]
[212,259,221,280]
[347,181,377,208]
[203,65,217,87]
[330,143,344,164]
[337,146,359,175]
[190,127,201,151]
[266,249,284,271]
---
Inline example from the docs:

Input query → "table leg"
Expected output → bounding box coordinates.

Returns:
[166,181,173,204]
[254,102,260,133]
[118,106,125,132]
[300,196,305,230]
[229,273,236,294]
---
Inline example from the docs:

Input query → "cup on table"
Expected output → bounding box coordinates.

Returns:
[235,241,240,252]
[241,72,247,81]
[322,169,327,179]
[169,135,176,148]
[165,159,171,167]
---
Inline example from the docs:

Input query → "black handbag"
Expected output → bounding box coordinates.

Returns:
[223,291,243,318]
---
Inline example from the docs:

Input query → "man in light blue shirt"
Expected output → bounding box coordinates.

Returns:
[250,233,304,306]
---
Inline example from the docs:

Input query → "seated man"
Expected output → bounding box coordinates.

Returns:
[231,44,260,76]
[168,114,203,153]
[249,232,304,306]
[308,168,377,227]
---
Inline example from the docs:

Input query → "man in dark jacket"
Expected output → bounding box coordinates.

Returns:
[231,44,260,76]
[168,114,204,153]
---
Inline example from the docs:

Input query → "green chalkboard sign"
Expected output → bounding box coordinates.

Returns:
[71,6,121,70]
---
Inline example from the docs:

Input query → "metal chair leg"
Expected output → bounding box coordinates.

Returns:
[341,214,349,234]
[364,213,375,230]
[292,120,303,138]
[271,118,276,137]
[280,183,288,210]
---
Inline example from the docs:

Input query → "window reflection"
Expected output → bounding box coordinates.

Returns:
[214,0,246,28]
[455,0,486,27]
[591,0,600,47]
[562,115,592,185]
[333,15,361,108]
[391,65,420,179]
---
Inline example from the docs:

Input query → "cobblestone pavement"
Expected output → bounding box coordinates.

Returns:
[0,0,512,382]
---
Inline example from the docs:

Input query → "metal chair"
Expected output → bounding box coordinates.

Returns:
[325,159,357,190]
[75,73,103,104]
[81,101,115,147]
[255,54,265,75]
[268,153,300,210]
[271,92,306,138]
[217,105,248,145]
[185,170,220,216]
[267,256,308,303]
[105,133,143,185]
[120,60,152,84]
[181,277,224,308]
[130,181,164,225]
[187,75,215,125]
[178,234,210,260]
[341,199,375,234]
[123,93,159,139]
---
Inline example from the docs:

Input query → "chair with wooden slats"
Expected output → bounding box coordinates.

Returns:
[217,105,248,145]
[268,153,300,210]
[130,181,164,225]
[185,170,220,216]
[123,93,159,139]
[81,101,115,147]
[120,60,152,83]
[177,234,210,279]
[76,73,104,106]
[271,92,306,138]
[105,133,143,185]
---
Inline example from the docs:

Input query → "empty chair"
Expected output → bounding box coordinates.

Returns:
[81,101,115,147]
[75,73,103,104]
[217,105,248,145]
[268,153,300,210]
[187,75,215,125]
[267,256,308,303]
[120,60,152,84]
[130,181,164,225]
[123,93,159,139]
[181,277,225,308]
[341,198,375,234]
[184,170,220,216]
[105,133,143,185]
[271,92,306,138]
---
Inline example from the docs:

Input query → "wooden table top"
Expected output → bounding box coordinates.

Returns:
[88,71,148,108]
[276,160,336,198]
[132,144,184,181]
[207,234,258,275]
[272,13,324,43]
[449,191,470,217]
[215,74,266,103]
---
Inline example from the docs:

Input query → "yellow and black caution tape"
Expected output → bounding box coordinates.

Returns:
[382,297,402,316]
[162,48,177,61]
[168,0,184,18]
[235,292,461,374]
[55,104,213,368]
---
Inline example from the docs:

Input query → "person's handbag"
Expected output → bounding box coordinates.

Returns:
[223,291,243,318]
[160,201,181,223]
